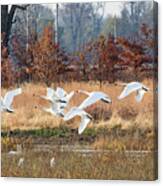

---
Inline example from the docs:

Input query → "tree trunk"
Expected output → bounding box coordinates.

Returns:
[1,5,29,48]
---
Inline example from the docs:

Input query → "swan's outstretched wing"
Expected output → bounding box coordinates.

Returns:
[3,88,22,108]
[58,91,75,110]
[51,101,65,115]
[47,88,55,98]
[79,92,110,110]
[118,82,142,100]
[47,88,59,99]
[63,107,92,134]
[0,97,4,111]
[78,114,91,134]
[135,89,146,102]
[56,87,67,98]
[66,91,74,102]
[63,107,78,121]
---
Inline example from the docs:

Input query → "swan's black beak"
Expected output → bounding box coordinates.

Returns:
[87,114,93,120]
[56,99,67,104]
[7,109,14,113]
[59,113,64,117]
[142,87,149,92]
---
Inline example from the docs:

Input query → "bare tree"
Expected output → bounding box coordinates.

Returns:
[1,5,29,48]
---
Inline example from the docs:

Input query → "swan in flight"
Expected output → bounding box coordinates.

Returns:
[64,107,93,134]
[76,90,112,109]
[55,87,75,108]
[40,88,65,103]
[118,82,150,102]
[64,90,111,134]
[1,88,22,113]
[41,87,74,112]
[42,101,64,117]
[59,90,75,110]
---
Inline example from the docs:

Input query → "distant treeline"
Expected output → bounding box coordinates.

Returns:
[1,3,157,87]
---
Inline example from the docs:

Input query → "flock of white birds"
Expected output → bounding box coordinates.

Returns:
[1,81,151,135]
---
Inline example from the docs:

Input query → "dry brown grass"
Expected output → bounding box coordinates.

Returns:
[1,79,155,131]
[1,150,157,180]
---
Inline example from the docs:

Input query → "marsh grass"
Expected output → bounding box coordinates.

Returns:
[1,150,157,180]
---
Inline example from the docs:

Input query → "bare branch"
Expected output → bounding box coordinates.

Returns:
[12,18,17,24]
[15,4,29,11]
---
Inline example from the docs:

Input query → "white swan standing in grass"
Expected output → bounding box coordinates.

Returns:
[1,88,22,113]
[118,82,150,102]
[64,90,111,134]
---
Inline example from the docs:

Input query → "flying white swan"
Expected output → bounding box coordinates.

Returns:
[55,87,75,109]
[64,90,111,134]
[76,90,112,109]
[59,90,75,110]
[1,88,22,113]
[118,82,150,102]
[40,88,64,103]
[41,87,75,115]
[41,87,73,102]
[64,107,93,134]
[42,101,64,117]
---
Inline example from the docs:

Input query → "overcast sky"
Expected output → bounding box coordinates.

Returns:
[44,2,123,17]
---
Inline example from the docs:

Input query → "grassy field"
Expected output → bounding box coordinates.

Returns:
[1,80,158,179]
[1,150,157,180]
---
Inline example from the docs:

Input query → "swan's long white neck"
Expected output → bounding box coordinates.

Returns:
[142,86,149,92]
[115,82,127,87]
[78,90,90,96]
[42,107,52,114]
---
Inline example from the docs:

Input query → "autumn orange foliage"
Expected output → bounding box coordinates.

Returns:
[1,24,157,88]
[1,46,14,88]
